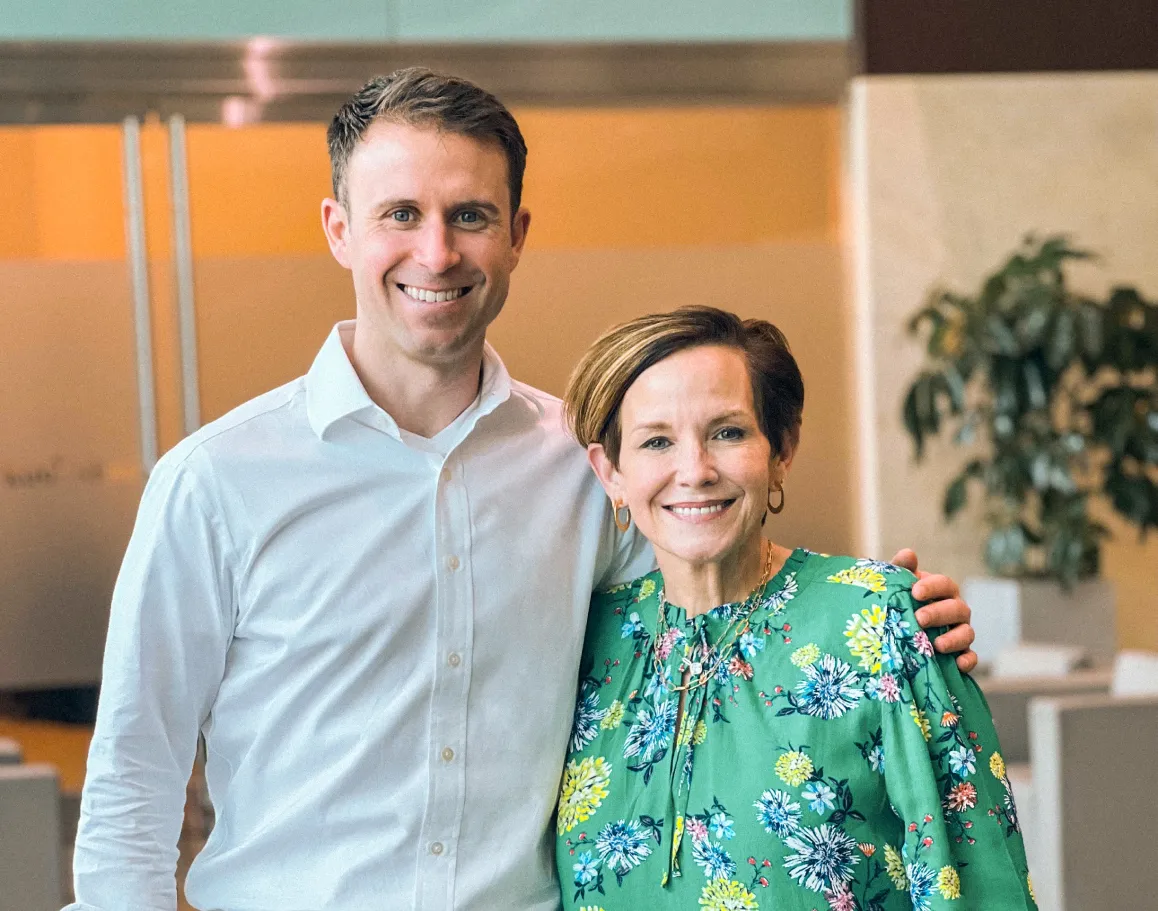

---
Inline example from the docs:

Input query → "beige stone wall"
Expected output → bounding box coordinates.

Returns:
[848,72,1158,650]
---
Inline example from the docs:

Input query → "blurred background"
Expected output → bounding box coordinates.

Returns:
[0,1,1155,909]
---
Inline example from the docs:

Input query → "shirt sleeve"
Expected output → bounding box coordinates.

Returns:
[880,584,1037,910]
[68,447,236,911]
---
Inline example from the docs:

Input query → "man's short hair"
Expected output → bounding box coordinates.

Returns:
[327,67,528,217]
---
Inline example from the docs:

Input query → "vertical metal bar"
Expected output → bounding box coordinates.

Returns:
[122,116,158,473]
[168,114,201,435]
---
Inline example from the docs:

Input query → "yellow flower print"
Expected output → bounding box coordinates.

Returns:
[600,700,625,730]
[774,750,814,786]
[557,756,611,834]
[692,720,708,745]
[884,844,909,890]
[911,704,932,741]
[827,566,887,593]
[790,643,821,667]
[639,578,657,599]
[1028,874,1036,902]
[990,752,1007,780]
[938,865,961,899]
[844,604,888,672]
[698,879,759,910]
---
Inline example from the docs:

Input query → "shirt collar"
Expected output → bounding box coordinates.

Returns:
[306,320,513,441]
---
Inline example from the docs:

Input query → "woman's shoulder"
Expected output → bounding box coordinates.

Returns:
[591,568,663,611]
[794,550,918,599]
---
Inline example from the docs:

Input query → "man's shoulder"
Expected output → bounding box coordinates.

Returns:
[154,376,307,478]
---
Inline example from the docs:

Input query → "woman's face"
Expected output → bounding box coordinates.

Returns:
[590,344,790,573]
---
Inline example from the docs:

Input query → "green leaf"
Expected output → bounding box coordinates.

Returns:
[943,474,969,518]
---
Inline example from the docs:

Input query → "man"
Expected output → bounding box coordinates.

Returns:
[68,69,975,911]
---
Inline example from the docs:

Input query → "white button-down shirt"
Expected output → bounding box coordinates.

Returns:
[69,322,653,911]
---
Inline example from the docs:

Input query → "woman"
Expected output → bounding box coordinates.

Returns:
[555,307,1034,910]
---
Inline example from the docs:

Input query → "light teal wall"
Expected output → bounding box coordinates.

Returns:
[0,0,850,42]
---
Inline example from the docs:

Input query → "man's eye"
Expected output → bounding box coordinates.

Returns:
[390,210,414,223]
[641,437,671,450]
[456,210,483,226]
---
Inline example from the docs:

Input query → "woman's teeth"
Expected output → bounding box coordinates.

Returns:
[669,503,728,517]
[401,285,465,303]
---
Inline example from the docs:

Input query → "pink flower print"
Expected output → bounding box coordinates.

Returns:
[914,630,934,657]
[686,817,709,843]
[878,673,901,703]
[656,629,679,660]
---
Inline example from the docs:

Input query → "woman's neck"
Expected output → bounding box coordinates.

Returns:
[659,538,790,619]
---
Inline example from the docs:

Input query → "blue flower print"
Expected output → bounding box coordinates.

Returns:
[796,655,863,720]
[783,824,859,893]
[624,700,676,761]
[572,851,600,887]
[709,811,735,840]
[693,839,736,881]
[802,782,837,814]
[739,631,765,658]
[596,819,653,877]
[755,789,802,837]
[948,745,976,776]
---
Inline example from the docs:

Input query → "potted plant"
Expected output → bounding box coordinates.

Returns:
[902,236,1158,662]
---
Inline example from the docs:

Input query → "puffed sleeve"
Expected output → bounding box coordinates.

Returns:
[878,580,1037,909]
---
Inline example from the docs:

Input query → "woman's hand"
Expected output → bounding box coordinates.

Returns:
[889,548,978,673]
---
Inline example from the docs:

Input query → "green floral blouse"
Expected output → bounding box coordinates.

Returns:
[555,549,1036,911]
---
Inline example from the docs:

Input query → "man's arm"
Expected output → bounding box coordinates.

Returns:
[67,451,234,911]
[890,548,978,674]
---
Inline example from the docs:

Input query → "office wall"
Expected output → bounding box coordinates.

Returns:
[848,72,1158,650]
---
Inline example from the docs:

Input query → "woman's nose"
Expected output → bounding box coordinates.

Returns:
[677,442,718,486]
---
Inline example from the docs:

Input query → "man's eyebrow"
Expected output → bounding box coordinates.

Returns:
[370,198,419,216]
[455,200,502,216]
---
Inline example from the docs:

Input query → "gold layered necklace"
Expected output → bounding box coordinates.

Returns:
[652,542,776,693]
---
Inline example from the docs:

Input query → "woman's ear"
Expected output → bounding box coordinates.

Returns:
[587,443,622,501]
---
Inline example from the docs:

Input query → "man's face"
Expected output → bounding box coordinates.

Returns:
[323,120,530,368]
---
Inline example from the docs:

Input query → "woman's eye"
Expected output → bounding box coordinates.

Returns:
[641,437,671,451]
[715,426,746,441]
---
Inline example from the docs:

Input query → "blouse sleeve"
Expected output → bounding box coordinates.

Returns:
[879,582,1038,910]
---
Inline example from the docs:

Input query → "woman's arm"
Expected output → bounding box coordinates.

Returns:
[879,582,1036,910]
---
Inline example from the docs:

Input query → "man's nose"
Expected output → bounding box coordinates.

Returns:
[412,221,462,273]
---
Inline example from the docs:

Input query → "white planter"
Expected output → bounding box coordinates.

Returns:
[962,576,1116,668]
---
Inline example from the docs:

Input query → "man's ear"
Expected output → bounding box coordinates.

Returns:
[587,442,622,501]
[508,207,532,267]
[321,197,352,269]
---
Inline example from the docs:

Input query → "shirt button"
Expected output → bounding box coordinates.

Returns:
[430,841,445,856]
[447,652,462,668]
[446,555,460,571]
[440,466,452,483]
[441,747,455,762]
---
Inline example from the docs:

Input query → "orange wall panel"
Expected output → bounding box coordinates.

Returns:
[517,106,842,249]
[0,125,125,261]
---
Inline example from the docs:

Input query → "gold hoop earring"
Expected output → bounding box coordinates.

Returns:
[613,499,632,533]
[767,486,785,515]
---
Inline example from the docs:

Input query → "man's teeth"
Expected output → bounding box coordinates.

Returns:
[670,503,728,517]
[402,285,465,303]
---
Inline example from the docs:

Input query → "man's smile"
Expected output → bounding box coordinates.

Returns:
[398,283,474,303]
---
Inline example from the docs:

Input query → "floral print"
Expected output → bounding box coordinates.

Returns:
[556,551,1036,909]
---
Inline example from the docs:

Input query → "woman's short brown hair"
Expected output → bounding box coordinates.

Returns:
[564,306,804,467]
